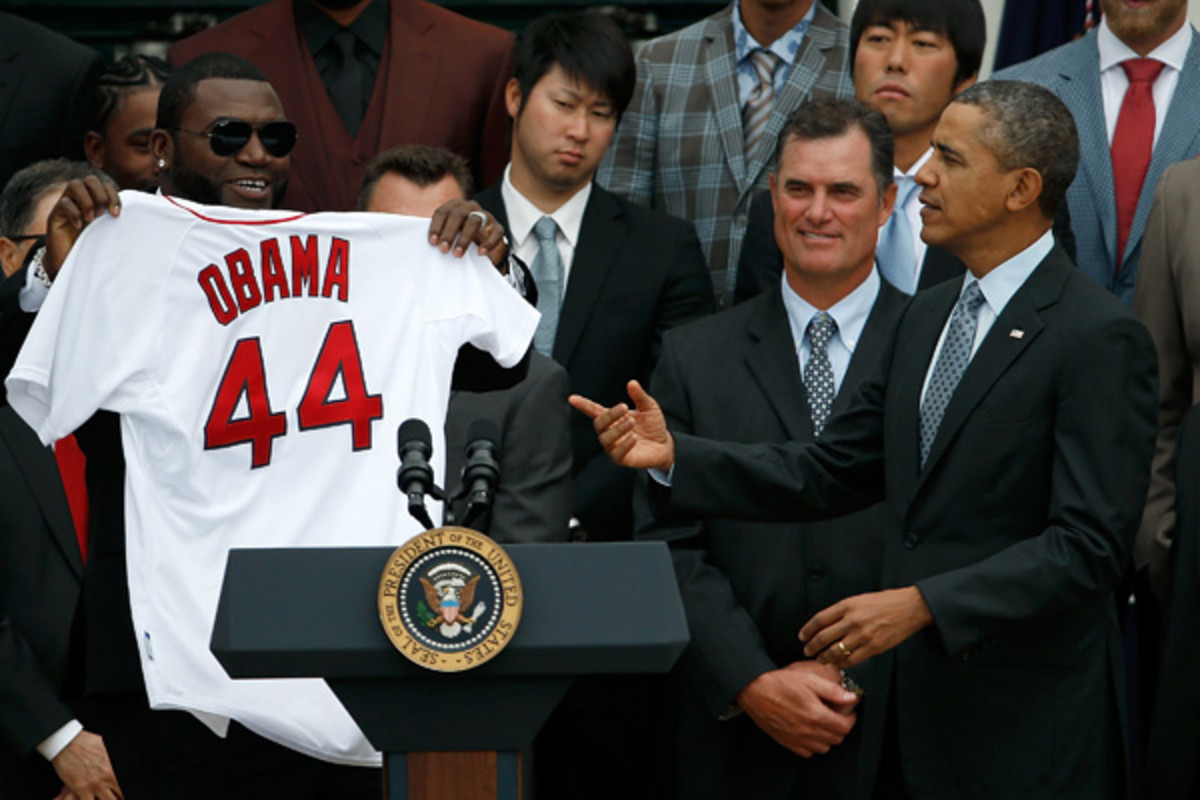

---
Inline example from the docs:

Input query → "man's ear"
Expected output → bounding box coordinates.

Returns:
[0,237,22,279]
[83,131,106,170]
[1006,167,1044,214]
[149,129,173,172]
[504,78,522,122]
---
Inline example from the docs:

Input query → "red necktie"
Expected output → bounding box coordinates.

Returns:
[54,434,89,561]
[1111,58,1165,268]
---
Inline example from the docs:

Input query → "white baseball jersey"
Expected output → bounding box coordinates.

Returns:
[6,191,538,765]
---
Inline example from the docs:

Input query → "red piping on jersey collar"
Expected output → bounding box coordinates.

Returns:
[163,194,308,225]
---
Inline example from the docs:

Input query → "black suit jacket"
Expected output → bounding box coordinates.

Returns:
[477,181,714,540]
[663,245,1157,798]
[0,407,84,798]
[1146,401,1200,799]
[0,13,101,189]
[635,280,906,799]
[734,189,964,304]
[443,351,572,541]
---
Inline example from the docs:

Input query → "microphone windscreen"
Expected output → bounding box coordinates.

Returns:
[397,418,432,451]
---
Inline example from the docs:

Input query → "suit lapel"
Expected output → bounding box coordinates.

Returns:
[703,10,749,193]
[376,1,439,148]
[916,250,1067,485]
[1126,28,1200,270]
[1055,32,1118,265]
[744,287,813,440]
[554,188,626,365]
[888,282,956,505]
[0,44,21,129]
[833,281,905,418]
[0,411,83,579]
[748,6,843,187]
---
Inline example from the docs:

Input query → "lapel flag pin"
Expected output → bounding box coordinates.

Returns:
[1009,329,1025,339]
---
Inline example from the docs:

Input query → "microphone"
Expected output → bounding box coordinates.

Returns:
[397,418,437,530]
[460,419,501,530]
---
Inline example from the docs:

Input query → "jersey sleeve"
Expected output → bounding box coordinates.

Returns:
[438,253,539,368]
[5,194,174,444]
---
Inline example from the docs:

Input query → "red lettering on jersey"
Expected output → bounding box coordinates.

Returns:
[225,248,262,313]
[297,320,382,450]
[321,237,350,301]
[198,265,238,326]
[260,238,290,302]
[204,337,287,468]
[291,235,320,297]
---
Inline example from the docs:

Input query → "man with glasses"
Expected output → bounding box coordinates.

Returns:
[0,160,123,800]
[12,53,527,799]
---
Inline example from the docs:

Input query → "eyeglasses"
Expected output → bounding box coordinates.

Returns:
[171,118,298,158]
[5,233,45,244]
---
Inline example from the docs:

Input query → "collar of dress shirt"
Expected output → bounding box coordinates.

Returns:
[296,0,388,58]
[1098,14,1191,75]
[963,228,1054,319]
[733,0,816,67]
[781,266,881,355]
[895,147,933,184]
[500,163,592,252]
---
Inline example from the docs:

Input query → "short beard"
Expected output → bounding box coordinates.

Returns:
[1102,0,1186,50]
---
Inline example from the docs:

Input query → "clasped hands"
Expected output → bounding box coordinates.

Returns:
[569,381,936,667]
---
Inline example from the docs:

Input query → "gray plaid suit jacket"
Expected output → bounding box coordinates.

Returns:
[598,3,852,304]
[996,26,1200,306]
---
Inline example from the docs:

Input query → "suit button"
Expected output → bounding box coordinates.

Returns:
[808,565,826,580]
[903,533,919,550]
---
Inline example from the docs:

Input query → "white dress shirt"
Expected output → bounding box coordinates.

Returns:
[781,266,881,392]
[501,164,591,301]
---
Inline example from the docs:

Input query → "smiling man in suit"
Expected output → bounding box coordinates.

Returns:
[735,0,985,303]
[168,0,514,212]
[635,99,905,799]
[574,80,1158,799]
[996,0,1199,307]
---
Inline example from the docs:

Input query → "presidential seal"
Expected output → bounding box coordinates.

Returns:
[378,526,522,672]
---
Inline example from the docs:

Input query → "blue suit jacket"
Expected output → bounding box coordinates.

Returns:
[996,27,1200,305]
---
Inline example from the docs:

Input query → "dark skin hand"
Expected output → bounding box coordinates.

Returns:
[45,176,121,278]
[799,587,934,669]
[427,198,508,269]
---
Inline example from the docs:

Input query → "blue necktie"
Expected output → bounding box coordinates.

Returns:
[804,312,837,437]
[920,281,985,467]
[878,178,920,294]
[531,216,563,356]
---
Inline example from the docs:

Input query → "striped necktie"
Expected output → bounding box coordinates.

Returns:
[743,49,781,159]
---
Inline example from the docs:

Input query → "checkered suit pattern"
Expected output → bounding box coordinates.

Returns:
[598,3,853,304]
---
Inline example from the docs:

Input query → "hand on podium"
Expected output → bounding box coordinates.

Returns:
[568,380,675,472]
[734,661,859,758]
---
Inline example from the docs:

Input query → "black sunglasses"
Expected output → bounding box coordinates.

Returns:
[172,118,298,158]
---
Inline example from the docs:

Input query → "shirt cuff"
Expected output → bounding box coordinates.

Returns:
[649,464,674,486]
[37,719,83,762]
[19,263,49,312]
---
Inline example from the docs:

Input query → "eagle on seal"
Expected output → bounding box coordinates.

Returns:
[420,574,480,627]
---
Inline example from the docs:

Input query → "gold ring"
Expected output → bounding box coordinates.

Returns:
[835,641,852,659]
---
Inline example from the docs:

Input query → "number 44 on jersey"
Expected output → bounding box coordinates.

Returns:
[204,319,384,468]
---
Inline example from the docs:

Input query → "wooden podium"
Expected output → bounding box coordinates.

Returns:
[210,542,688,799]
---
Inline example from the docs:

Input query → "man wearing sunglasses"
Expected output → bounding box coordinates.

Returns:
[8,53,527,800]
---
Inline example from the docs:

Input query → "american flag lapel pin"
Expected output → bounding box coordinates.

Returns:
[1009,329,1025,339]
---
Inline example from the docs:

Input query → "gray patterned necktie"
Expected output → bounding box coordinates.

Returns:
[920,281,985,467]
[531,216,563,357]
[804,312,837,437]
[743,49,780,159]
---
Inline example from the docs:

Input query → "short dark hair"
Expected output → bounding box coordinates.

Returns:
[358,145,474,210]
[0,159,113,238]
[90,54,172,135]
[156,52,270,132]
[850,0,986,88]
[952,81,1079,218]
[774,100,895,199]
[513,11,635,119]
